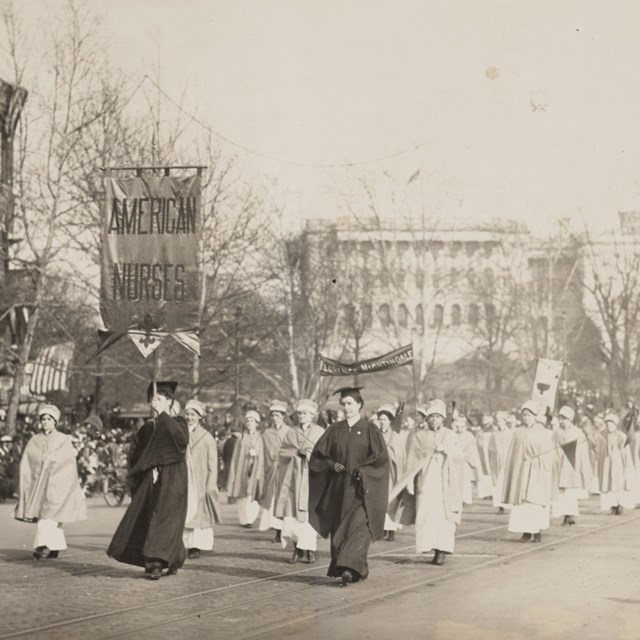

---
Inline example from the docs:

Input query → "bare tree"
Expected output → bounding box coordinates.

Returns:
[1,3,125,430]
[579,226,640,404]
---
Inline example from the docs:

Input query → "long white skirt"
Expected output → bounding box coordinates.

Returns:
[508,503,550,534]
[600,491,635,511]
[462,479,473,506]
[183,527,214,550]
[492,469,511,510]
[281,517,317,551]
[477,475,494,499]
[552,488,587,518]
[415,456,456,554]
[34,519,67,551]
[236,497,260,525]
[384,513,402,531]
[258,499,283,531]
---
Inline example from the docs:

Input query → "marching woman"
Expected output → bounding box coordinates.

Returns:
[183,399,222,559]
[552,406,592,525]
[596,413,634,515]
[396,400,464,566]
[309,387,389,586]
[15,403,87,559]
[376,404,405,541]
[476,416,495,500]
[488,411,514,514]
[275,399,325,564]
[454,416,481,505]
[258,400,292,542]
[226,409,265,527]
[501,400,554,542]
[107,381,189,580]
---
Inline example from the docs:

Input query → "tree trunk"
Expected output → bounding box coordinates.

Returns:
[6,272,46,434]
[286,289,300,400]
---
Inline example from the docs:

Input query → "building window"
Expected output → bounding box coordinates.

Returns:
[468,303,479,326]
[378,304,391,328]
[432,304,444,328]
[416,304,424,334]
[398,303,409,328]
[451,304,461,326]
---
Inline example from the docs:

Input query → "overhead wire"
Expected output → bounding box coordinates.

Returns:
[142,74,427,169]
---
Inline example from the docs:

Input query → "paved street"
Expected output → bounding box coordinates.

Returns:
[0,495,638,640]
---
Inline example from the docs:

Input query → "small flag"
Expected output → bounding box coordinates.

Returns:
[560,439,577,469]
[531,358,564,412]
[29,342,74,395]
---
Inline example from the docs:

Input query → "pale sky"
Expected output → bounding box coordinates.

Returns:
[11,0,640,233]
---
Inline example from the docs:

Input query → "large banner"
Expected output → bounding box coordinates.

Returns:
[531,357,564,411]
[320,344,413,377]
[100,175,201,357]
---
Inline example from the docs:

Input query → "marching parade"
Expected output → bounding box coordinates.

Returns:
[8,380,640,573]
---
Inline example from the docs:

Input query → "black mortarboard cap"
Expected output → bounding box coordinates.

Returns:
[332,386,364,398]
[147,380,178,402]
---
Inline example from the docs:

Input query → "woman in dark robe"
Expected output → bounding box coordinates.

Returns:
[309,386,389,586]
[107,381,189,580]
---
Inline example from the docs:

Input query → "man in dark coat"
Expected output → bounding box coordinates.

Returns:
[309,386,389,586]
[107,381,189,580]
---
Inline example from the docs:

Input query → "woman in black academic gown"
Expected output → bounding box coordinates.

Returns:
[309,386,389,586]
[107,381,189,580]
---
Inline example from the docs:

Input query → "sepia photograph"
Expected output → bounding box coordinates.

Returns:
[0,1,638,638]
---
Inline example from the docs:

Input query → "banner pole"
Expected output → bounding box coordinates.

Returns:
[411,333,419,422]
[152,348,158,397]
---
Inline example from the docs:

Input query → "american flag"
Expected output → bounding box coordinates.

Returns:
[29,342,75,396]
[8,304,32,346]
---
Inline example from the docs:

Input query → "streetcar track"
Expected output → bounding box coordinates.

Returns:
[92,517,629,640]
[0,523,506,640]
[99,527,511,640]
[235,513,640,640]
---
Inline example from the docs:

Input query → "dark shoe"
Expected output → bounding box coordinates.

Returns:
[166,567,178,576]
[610,507,617,515]
[241,523,253,528]
[532,532,542,543]
[273,530,282,544]
[32,546,46,560]
[431,550,445,566]
[47,550,59,559]
[567,516,576,525]
[520,533,532,542]
[387,530,395,542]
[341,569,354,586]
[146,567,162,580]
[187,548,200,559]
[306,551,316,564]
[288,545,303,564]
[561,515,569,526]
[498,506,505,514]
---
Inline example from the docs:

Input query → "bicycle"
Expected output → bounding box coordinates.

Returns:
[98,465,129,507]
